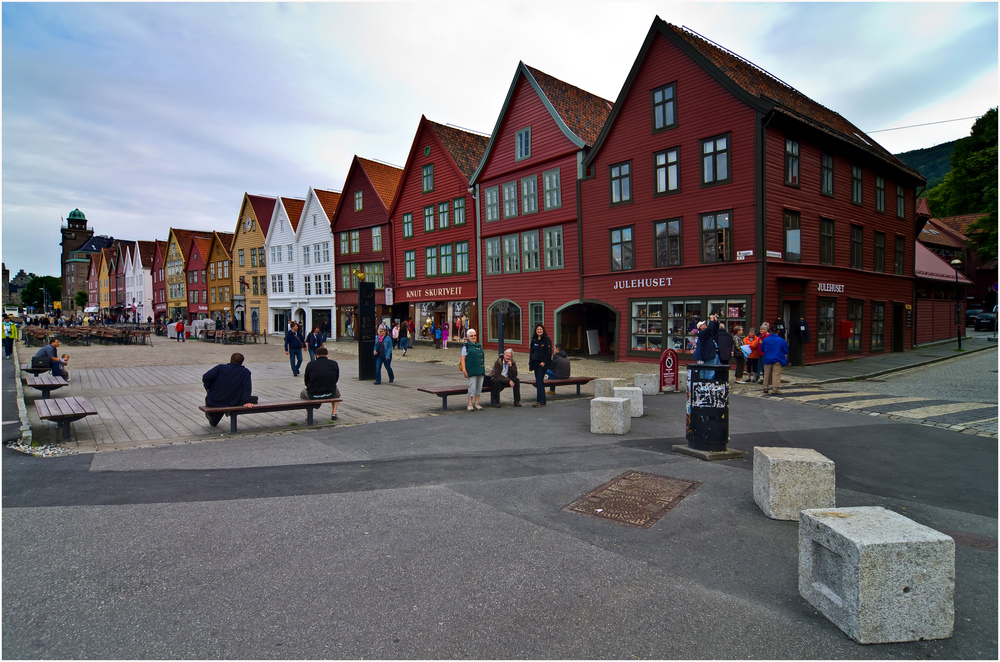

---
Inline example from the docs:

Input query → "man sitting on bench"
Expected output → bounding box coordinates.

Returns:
[545,344,571,393]
[34,338,64,377]
[300,347,341,420]
[488,348,522,408]
[202,352,257,426]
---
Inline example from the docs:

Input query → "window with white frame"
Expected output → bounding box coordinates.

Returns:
[516,127,531,160]
[484,186,500,221]
[484,237,502,275]
[303,246,311,266]
[543,226,563,269]
[304,275,312,296]
[323,274,331,294]
[543,169,561,210]
[313,243,321,264]
[322,242,330,262]
[522,231,540,271]
[503,181,518,218]
[288,274,294,293]
[286,244,293,262]
[503,234,520,273]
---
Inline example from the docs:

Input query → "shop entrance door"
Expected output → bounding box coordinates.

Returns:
[892,303,905,352]
[783,301,805,366]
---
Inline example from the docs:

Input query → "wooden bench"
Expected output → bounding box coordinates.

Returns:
[25,375,68,399]
[34,396,98,441]
[419,377,595,410]
[20,363,51,377]
[198,398,342,434]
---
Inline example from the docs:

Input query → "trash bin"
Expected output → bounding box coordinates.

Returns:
[686,364,729,452]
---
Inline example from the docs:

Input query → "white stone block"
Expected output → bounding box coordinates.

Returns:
[612,386,644,417]
[754,447,835,520]
[590,397,631,435]
[799,506,955,644]
[633,373,660,395]
[593,377,626,398]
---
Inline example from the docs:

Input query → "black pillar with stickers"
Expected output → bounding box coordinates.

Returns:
[357,281,376,381]
[685,364,729,452]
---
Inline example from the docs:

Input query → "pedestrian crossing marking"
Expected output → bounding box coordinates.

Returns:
[888,402,998,419]
[833,396,928,410]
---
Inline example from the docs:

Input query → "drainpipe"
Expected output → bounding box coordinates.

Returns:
[757,110,775,327]
[472,184,482,335]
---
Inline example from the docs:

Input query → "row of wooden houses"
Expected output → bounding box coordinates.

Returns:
[58,17,976,365]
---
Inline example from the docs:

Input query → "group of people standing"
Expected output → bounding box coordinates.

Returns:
[693,317,789,394]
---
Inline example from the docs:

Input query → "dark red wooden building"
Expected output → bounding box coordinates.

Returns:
[578,18,926,365]
[151,240,167,322]
[185,235,212,322]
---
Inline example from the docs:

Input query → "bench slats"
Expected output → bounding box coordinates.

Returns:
[419,377,594,410]
[198,398,342,434]
[34,396,98,441]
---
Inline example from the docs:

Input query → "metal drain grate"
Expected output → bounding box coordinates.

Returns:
[563,470,701,529]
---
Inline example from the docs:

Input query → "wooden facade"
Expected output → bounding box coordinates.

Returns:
[185,236,212,321]
[232,194,276,334]
[151,240,168,320]
[206,231,234,324]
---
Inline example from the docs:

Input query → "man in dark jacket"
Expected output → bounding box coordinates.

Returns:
[284,322,304,376]
[694,316,720,380]
[545,344,571,393]
[715,324,734,382]
[300,347,341,420]
[202,353,255,426]
[488,348,521,407]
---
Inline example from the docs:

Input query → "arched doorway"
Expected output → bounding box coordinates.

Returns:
[555,300,618,357]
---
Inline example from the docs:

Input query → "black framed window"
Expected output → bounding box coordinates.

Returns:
[874,231,885,272]
[896,185,905,218]
[701,134,730,185]
[817,298,836,354]
[821,153,834,196]
[785,139,800,186]
[871,302,885,350]
[610,226,634,271]
[654,219,682,267]
[850,225,863,269]
[876,176,885,212]
[851,166,862,205]
[847,300,863,352]
[894,236,905,275]
[784,210,801,262]
[610,161,632,204]
[820,217,835,265]
[655,148,679,195]
[652,83,677,131]
[700,211,731,263]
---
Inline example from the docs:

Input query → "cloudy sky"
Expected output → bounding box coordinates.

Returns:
[2,1,997,281]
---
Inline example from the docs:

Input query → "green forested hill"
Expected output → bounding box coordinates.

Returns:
[894,140,957,190]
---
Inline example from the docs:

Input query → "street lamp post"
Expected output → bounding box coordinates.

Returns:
[951,259,963,350]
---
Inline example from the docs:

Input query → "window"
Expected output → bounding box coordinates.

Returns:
[422,164,434,193]
[425,247,438,277]
[851,166,862,204]
[522,231,540,271]
[313,242,321,264]
[871,302,885,350]
[274,274,284,293]
[521,176,538,213]
[287,244,293,262]
[252,276,259,295]
[340,232,349,254]
[817,298,836,354]
[896,185,905,218]
[652,83,676,131]
[655,219,682,267]
[543,226,563,269]
[503,234,520,273]
[322,242,330,263]
[456,241,470,274]
[503,181,518,218]
[632,300,664,353]
[543,169,561,210]
[874,232,885,272]
[655,148,679,195]
[303,246,311,266]
[350,231,360,253]
[238,249,244,267]
[516,127,531,160]
[453,198,466,225]
[365,263,384,288]
[894,236,905,275]
[372,227,382,252]
[700,211,732,263]
[488,301,521,343]
[304,275,311,296]
[287,274,294,293]
[820,218,835,265]
[354,190,363,211]
[484,237,502,275]
[611,226,634,271]
[851,225,863,269]
[784,211,801,262]
[821,153,834,196]
[484,186,500,221]
[876,176,885,212]
[423,206,435,233]
[439,244,453,276]
[323,274,331,294]
[404,251,416,280]
[340,264,351,289]
[270,247,278,264]
[847,300,863,352]
[701,134,730,185]
[438,202,449,229]
[610,161,632,204]
[785,139,800,186]
[403,213,413,238]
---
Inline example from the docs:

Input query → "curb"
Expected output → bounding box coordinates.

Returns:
[12,342,33,446]
[789,342,996,386]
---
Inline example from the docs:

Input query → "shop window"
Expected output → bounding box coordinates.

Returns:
[667,299,703,354]
[847,300,863,352]
[817,298,836,354]
[707,299,748,335]
[871,302,885,350]
[784,211,801,262]
[631,300,663,353]
[654,219,682,267]
[488,300,521,343]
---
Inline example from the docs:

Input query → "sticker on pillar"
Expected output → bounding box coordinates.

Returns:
[691,382,728,408]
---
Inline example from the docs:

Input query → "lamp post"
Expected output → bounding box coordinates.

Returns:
[950,259,963,350]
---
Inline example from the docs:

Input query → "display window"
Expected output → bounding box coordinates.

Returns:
[628,296,748,356]
[630,301,662,352]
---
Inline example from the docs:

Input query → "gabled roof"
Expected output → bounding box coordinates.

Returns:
[357,157,404,208]
[280,197,306,232]
[75,235,116,254]
[190,236,213,265]
[168,229,214,260]
[919,217,967,250]
[428,119,490,181]
[135,240,157,268]
[215,231,235,255]
[915,241,973,283]
[934,213,988,235]
[473,62,613,183]
[100,247,115,270]
[247,194,277,236]
[314,189,342,220]
[586,17,922,182]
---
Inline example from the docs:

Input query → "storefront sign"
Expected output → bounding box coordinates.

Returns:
[659,349,678,392]
[405,286,466,300]
[613,277,673,290]
[817,283,845,293]
[736,250,754,260]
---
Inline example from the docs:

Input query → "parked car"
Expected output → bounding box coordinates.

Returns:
[965,308,983,326]
[973,312,996,332]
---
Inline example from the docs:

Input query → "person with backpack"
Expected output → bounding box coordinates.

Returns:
[374,324,394,384]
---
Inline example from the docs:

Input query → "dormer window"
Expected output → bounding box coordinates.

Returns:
[516,127,531,161]
[354,191,363,211]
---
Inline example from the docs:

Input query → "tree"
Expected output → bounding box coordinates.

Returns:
[74,290,88,309]
[20,276,62,311]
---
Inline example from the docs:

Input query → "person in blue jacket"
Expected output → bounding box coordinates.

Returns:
[760,329,790,395]
[284,322,305,376]
[202,353,256,426]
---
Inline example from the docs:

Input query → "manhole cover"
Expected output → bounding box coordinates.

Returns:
[563,470,700,529]
[940,529,998,551]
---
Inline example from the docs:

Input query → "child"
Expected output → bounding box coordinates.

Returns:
[60,354,71,381]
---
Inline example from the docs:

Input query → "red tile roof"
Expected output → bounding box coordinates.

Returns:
[524,64,614,147]
[136,240,157,267]
[919,218,966,250]
[357,157,404,209]
[190,236,213,264]
[169,229,214,260]
[915,241,973,283]
[934,213,988,235]
[428,120,490,181]
[280,197,305,231]
[247,194,277,236]
[314,189,342,219]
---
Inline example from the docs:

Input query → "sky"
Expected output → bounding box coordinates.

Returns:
[2,1,997,281]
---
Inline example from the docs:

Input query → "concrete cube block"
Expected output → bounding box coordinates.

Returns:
[633,373,660,395]
[754,447,835,520]
[613,386,644,417]
[590,397,631,435]
[593,378,626,398]
[799,506,955,644]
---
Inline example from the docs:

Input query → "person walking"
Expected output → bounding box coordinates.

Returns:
[441,321,449,350]
[284,322,305,377]
[459,329,486,411]
[175,319,185,342]
[2,314,19,359]
[399,319,409,356]
[306,326,324,363]
[528,325,553,408]
[761,329,789,395]
[374,324,395,384]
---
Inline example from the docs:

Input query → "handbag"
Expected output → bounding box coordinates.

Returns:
[31,356,50,369]
[739,344,752,359]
